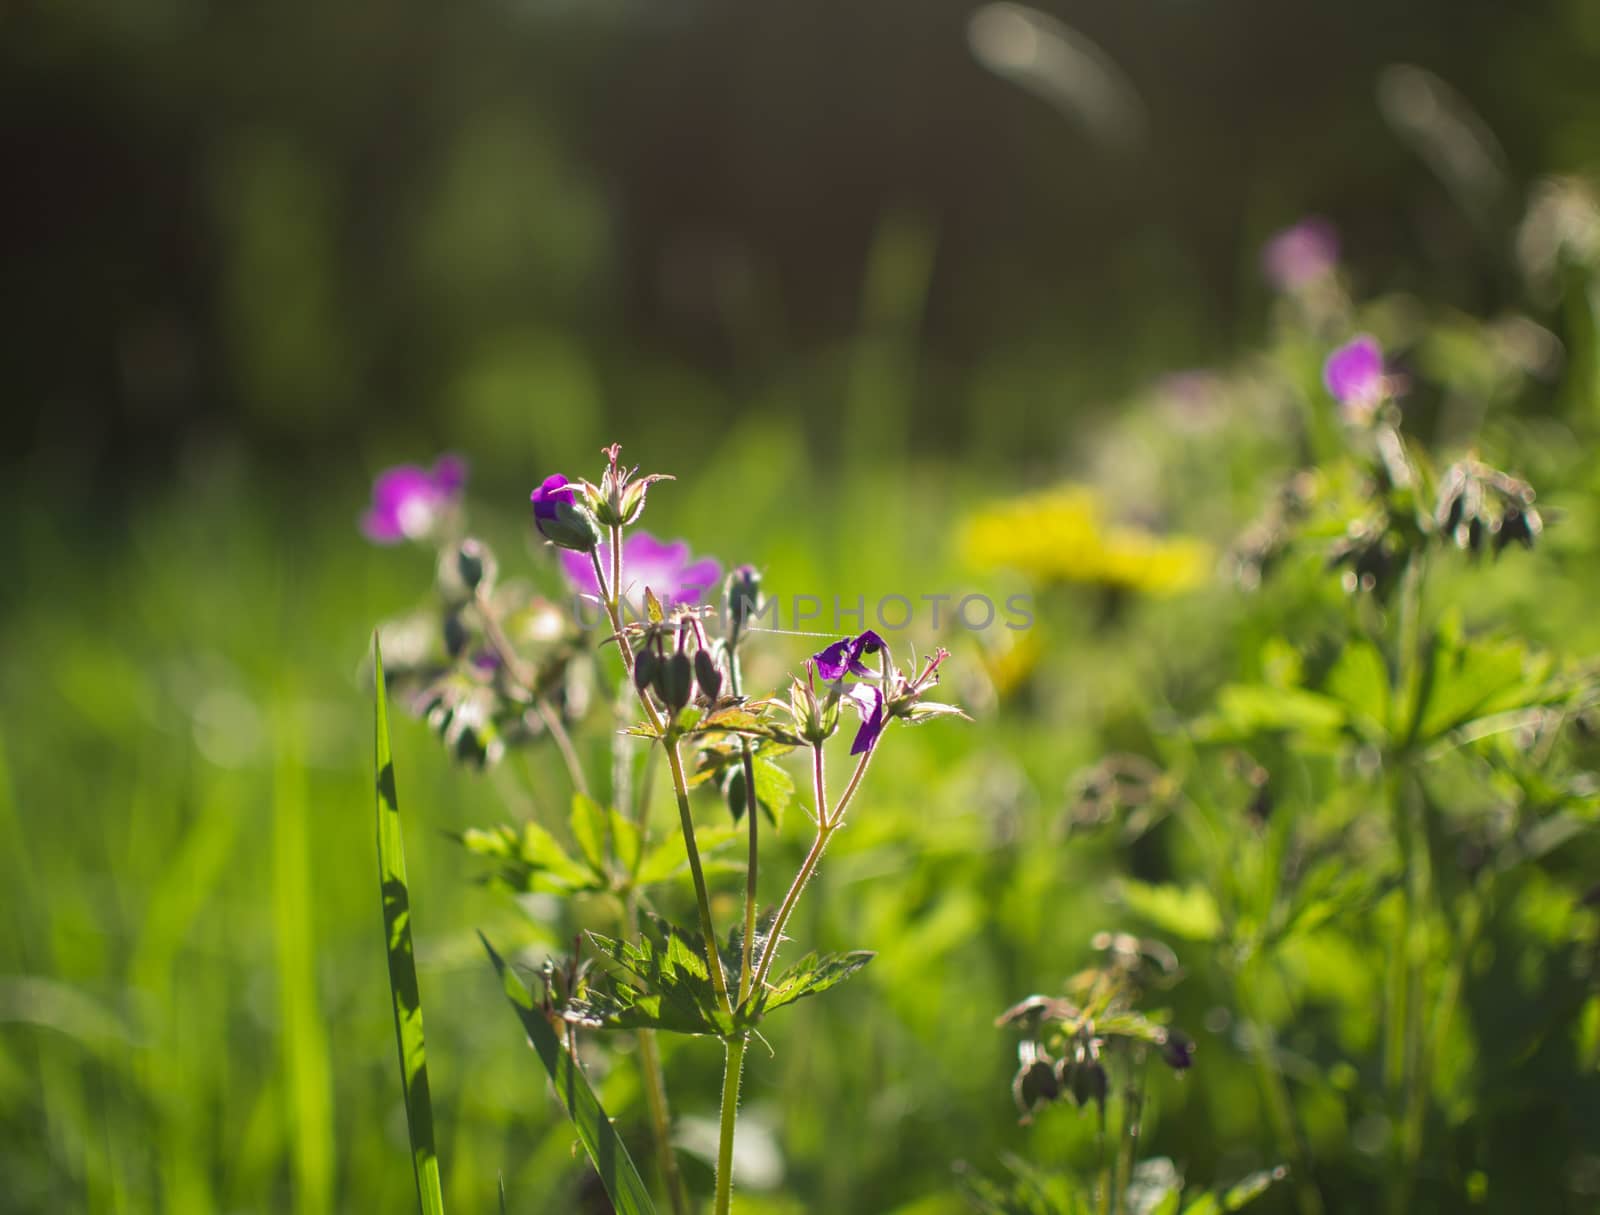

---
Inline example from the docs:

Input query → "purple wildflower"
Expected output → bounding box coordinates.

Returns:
[559,531,721,609]
[1323,335,1386,412]
[531,474,603,552]
[1262,217,1339,292]
[846,684,887,756]
[815,630,889,681]
[361,455,466,544]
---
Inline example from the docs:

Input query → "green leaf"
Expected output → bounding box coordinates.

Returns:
[571,917,734,1036]
[373,636,447,1215]
[1221,1166,1287,1209]
[1115,879,1222,942]
[609,807,643,878]
[723,754,795,826]
[1203,684,1345,741]
[635,824,743,887]
[479,935,658,1215]
[1324,636,1390,741]
[750,950,875,1019]
[569,792,609,874]
[1410,620,1552,746]
[457,821,599,894]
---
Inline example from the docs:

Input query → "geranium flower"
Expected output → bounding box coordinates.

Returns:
[559,532,721,609]
[1261,217,1339,292]
[846,684,886,755]
[1323,334,1385,412]
[361,455,466,544]
[815,630,888,681]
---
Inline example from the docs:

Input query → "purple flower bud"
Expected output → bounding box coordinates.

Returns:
[531,474,603,553]
[1323,335,1386,412]
[361,455,467,544]
[1262,217,1339,292]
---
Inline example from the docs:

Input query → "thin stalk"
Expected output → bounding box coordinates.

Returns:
[729,651,759,1004]
[663,740,734,1013]
[751,743,875,996]
[713,1034,749,1215]
[1110,1051,1143,1215]
[620,886,691,1215]
[588,543,731,1013]
[1239,971,1324,1215]
[473,589,590,799]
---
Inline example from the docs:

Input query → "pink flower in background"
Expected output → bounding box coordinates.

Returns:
[560,532,721,609]
[1262,217,1340,292]
[1323,334,1386,412]
[361,455,466,544]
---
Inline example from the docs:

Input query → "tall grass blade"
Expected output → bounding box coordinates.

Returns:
[374,636,447,1215]
[480,934,659,1215]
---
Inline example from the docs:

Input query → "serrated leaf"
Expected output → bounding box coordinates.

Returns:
[750,950,875,1019]
[479,936,657,1214]
[373,637,446,1215]
[457,820,599,894]
[574,917,733,1036]
[1116,880,1222,942]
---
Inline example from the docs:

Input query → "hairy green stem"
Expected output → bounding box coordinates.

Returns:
[714,1034,748,1215]
[729,650,759,1004]
[751,743,875,996]
[589,543,730,1013]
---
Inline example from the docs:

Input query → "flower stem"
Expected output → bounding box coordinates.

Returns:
[750,742,876,995]
[727,649,759,1003]
[589,542,731,1014]
[472,588,590,798]
[713,1034,748,1215]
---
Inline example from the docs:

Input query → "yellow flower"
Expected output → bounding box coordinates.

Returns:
[959,486,1211,595]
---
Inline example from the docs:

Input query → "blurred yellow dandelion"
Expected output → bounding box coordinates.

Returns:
[959,485,1211,595]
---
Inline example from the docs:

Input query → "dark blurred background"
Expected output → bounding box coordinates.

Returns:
[8,0,1600,499]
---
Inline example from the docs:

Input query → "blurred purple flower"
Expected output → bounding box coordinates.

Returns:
[1323,335,1385,410]
[846,684,887,755]
[560,531,721,608]
[361,455,466,544]
[815,630,888,681]
[1262,217,1339,292]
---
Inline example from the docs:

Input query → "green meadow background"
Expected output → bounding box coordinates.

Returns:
[5,1,1600,1212]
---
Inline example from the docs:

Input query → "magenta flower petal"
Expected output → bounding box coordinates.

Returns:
[559,547,600,596]
[1262,217,1339,292]
[847,684,887,755]
[1323,335,1385,407]
[432,454,468,495]
[557,531,720,610]
[362,461,462,545]
[671,557,723,606]
[815,639,853,681]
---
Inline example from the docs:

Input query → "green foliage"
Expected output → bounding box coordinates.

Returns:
[480,936,658,1215]
[373,639,447,1215]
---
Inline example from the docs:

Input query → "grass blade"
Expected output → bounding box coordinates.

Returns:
[480,933,659,1215]
[374,635,447,1215]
